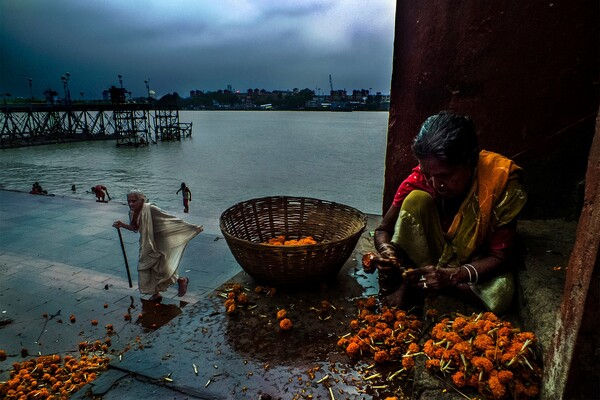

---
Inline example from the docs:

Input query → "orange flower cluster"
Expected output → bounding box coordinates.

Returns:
[276,308,293,331]
[337,297,422,371]
[223,284,249,314]
[263,235,317,246]
[361,252,377,273]
[0,353,109,399]
[423,312,541,399]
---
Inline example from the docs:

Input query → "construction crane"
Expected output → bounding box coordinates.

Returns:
[329,74,334,93]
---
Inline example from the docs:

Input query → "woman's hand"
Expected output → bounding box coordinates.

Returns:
[404,265,458,290]
[373,252,401,274]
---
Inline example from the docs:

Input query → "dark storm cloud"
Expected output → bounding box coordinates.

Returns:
[0,0,395,99]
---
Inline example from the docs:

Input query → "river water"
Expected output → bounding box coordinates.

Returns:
[0,111,388,232]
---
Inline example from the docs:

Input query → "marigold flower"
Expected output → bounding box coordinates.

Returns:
[487,375,506,399]
[277,309,287,320]
[224,298,235,308]
[452,317,468,331]
[445,332,462,345]
[497,370,513,384]
[472,356,494,373]
[452,371,466,387]
[237,293,248,304]
[0,349,6,361]
[484,349,497,361]
[390,346,403,358]
[91,320,98,326]
[346,342,360,357]
[279,318,292,331]
[69,315,76,323]
[401,356,415,369]
[374,350,389,364]
[425,359,441,369]
[423,340,435,357]
[473,334,494,351]
[381,310,395,322]
[349,319,360,330]
[337,337,349,348]
[365,297,377,309]
[407,342,419,354]
[498,326,511,337]
[452,341,474,359]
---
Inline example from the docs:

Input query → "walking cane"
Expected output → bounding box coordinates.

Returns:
[116,227,133,288]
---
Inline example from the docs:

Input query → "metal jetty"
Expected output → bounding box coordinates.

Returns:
[0,104,192,148]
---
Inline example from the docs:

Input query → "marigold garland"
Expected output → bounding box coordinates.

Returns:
[423,312,541,400]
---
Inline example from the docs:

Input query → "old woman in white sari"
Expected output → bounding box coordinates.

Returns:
[113,189,203,302]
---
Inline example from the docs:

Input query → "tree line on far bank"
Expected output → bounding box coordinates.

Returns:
[156,88,388,111]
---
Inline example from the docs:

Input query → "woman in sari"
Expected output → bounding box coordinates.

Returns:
[373,111,527,315]
[113,189,203,302]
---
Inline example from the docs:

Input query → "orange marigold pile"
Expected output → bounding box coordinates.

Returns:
[336,296,422,371]
[0,352,109,399]
[222,284,249,314]
[263,235,317,246]
[423,312,541,399]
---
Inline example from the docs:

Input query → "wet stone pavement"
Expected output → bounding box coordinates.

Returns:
[0,190,415,399]
[0,190,575,399]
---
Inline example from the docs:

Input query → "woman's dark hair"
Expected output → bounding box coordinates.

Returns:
[411,111,479,167]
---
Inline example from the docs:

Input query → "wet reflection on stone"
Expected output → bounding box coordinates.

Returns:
[224,263,365,364]
[136,299,188,331]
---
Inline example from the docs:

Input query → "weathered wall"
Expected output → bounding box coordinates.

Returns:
[541,110,600,400]
[385,1,599,218]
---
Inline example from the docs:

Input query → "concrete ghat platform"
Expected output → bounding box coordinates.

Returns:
[0,190,574,399]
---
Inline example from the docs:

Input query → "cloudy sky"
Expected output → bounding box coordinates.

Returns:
[0,0,396,100]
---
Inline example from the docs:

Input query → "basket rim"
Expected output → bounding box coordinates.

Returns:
[219,195,367,248]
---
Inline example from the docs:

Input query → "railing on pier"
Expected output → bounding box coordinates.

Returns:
[0,104,193,148]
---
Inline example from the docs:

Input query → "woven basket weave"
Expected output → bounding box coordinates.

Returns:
[220,196,367,285]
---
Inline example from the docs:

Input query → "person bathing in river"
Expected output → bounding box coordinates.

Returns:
[91,185,111,202]
[371,111,527,315]
[176,182,192,213]
[112,189,203,302]
[30,182,48,195]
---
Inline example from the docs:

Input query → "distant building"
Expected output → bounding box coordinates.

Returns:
[43,89,59,104]
[108,86,127,104]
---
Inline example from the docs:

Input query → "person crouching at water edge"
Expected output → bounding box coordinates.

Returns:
[112,189,203,302]
[371,111,527,315]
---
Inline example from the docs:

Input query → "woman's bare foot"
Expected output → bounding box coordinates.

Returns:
[149,293,162,303]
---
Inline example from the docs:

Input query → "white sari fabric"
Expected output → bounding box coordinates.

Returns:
[134,203,203,294]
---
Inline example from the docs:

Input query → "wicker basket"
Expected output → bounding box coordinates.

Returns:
[220,196,367,285]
